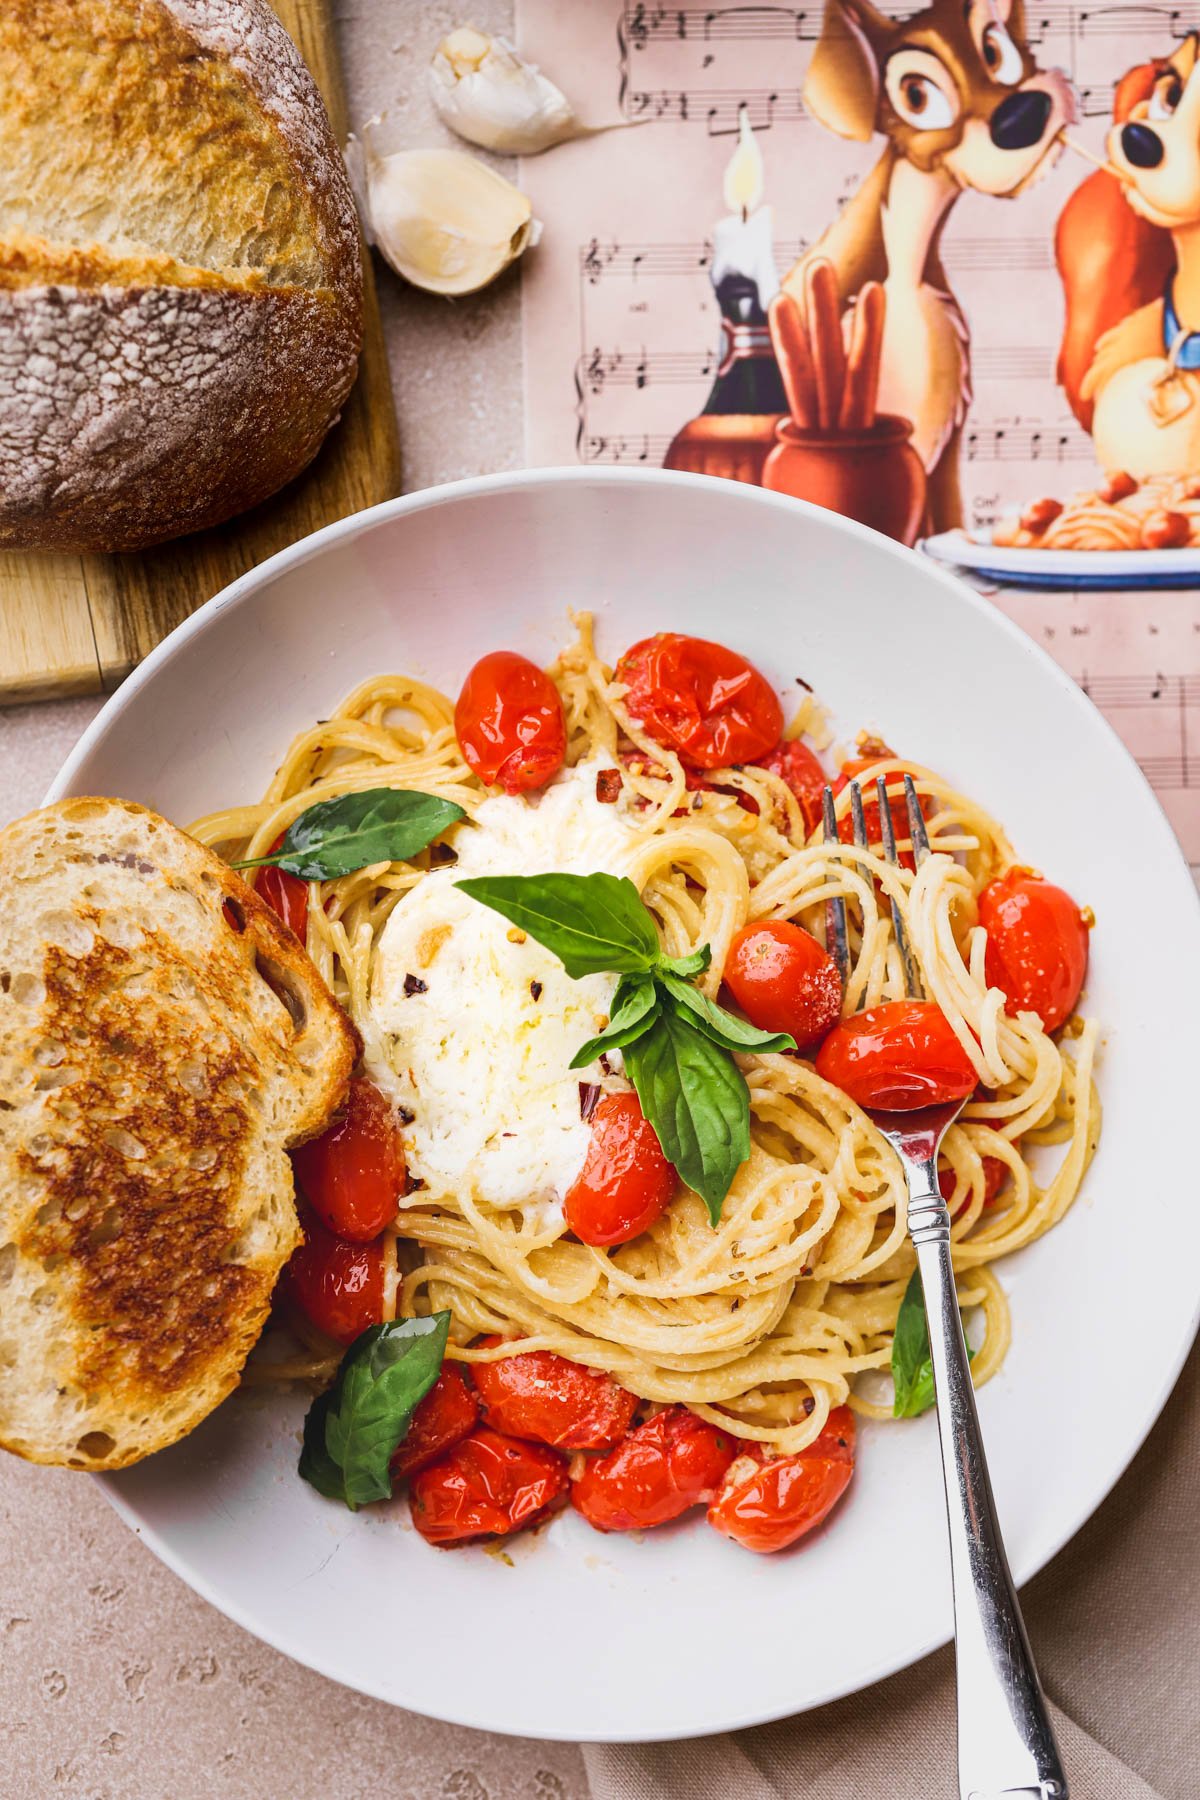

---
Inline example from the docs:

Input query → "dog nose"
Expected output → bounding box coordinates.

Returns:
[990,89,1053,151]
[1121,122,1165,168]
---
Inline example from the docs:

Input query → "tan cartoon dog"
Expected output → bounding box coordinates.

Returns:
[783,0,1075,530]
[1060,37,1200,478]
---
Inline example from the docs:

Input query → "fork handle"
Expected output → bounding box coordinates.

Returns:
[909,1173,1068,1800]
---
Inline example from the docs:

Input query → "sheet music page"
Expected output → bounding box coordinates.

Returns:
[517,0,1200,867]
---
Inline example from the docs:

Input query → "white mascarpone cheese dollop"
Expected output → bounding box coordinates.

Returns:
[366,758,641,1221]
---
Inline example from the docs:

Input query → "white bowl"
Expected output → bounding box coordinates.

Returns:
[49,469,1200,1743]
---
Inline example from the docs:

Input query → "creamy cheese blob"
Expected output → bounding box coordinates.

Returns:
[367,759,640,1219]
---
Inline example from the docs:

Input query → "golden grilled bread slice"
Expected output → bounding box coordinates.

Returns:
[0,797,358,1470]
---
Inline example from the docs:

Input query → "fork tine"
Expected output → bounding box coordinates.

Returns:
[877,776,923,999]
[821,784,850,988]
[848,778,868,851]
[904,774,932,866]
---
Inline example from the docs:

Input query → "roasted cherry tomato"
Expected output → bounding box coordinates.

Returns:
[938,1154,1007,1216]
[454,650,566,795]
[978,867,1090,1034]
[571,1406,736,1532]
[473,1338,638,1451]
[564,1092,676,1247]
[723,919,843,1049]
[409,1427,570,1546]
[615,633,783,771]
[282,1209,384,1346]
[815,1000,977,1111]
[256,834,308,941]
[706,1407,855,1554]
[390,1365,480,1480]
[753,738,828,836]
[292,1078,405,1244]
[834,744,918,868]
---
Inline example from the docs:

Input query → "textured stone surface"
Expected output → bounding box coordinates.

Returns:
[0,6,587,1796]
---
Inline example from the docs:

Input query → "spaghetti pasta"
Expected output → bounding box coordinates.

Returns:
[191,620,1100,1456]
[993,470,1200,550]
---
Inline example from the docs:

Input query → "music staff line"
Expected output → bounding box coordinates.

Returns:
[577,344,1055,389]
[620,0,1200,45]
[620,82,1120,130]
[580,425,1092,464]
[1080,671,1200,708]
[579,235,1054,282]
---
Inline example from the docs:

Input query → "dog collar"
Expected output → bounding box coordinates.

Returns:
[1163,279,1200,370]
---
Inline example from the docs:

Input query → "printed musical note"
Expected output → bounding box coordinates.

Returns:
[965,426,1093,463]
[624,86,806,131]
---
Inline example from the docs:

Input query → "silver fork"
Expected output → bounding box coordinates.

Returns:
[822,775,1068,1800]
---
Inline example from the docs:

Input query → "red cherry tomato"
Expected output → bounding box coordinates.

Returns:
[724,919,843,1049]
[938,1155,1007,1216]
[473,1338,638,1451]
[564,1092,677,1247]
[454,650,566,795]
[706,1407,855,1554]
[282,1210,384,1346]
[753,738,828,836]
[615,633,783,771]
[291,1078,405,1244]
[834,746,917,869]
[815,1000,977,1111]
[978,867,1090,1034]
[390,1365,480,1480]
[571,1406,737,1532]
[409,1427,570,1546]
[256,834,308,941]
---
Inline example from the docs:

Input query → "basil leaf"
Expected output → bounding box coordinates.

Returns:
[624,1008,751,1226]
[655,945,712,980]
[234,788,465,880]
[569,973,660,1070]
[299,1312,450,1509]
[456,873,660,978]
[891,1272,975,1419]
[657,974,797,1056]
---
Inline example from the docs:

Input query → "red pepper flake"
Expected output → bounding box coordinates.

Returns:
[404,1173,426,1195]
[579,1082,601,1121]
[404,973,428,996]
[397,1104,416,1125]
[598,1054,613,1077]
[802,1395,815,1416]
[530,980,543,1001]
[595,767,623,804]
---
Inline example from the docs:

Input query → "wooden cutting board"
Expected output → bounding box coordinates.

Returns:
[0,0,400,706]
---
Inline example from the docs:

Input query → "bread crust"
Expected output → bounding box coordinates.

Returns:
[0,798,360,1470]
[0,0,364,552]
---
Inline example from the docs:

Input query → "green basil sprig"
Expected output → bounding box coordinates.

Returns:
[299,1312,450,1509]
[456,872,796,1224]
[891,1272,975,1419]
[233,788,465,881]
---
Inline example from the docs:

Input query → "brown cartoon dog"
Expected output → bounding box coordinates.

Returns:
[1058,38,1200,480]
[783,0,1075,530]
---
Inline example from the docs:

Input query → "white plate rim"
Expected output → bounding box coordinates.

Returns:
[43,466,1200,1741]
[921,525,1200,581]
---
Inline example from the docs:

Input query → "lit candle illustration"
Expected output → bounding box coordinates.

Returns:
[664,107,788,483]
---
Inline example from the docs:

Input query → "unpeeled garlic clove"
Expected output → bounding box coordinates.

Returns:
[430,26,579,155]
[345,119,539,297]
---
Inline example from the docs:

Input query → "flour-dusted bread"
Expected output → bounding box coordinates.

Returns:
[0,798,360,1470]
[0,0,363,552]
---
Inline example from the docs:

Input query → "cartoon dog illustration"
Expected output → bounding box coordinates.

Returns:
[1057,38,1200,479]
[783,0,1075,531]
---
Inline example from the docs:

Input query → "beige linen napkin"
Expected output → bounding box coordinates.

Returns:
[585,1342,1198,1800]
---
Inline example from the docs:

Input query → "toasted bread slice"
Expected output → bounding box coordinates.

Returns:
[0,797,359,1470]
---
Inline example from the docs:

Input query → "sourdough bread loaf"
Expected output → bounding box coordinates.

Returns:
[0,798,359,1470]
[0,0,364,552]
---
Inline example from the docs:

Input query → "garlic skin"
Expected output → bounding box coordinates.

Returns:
[430,27,579,155]
[346,119,539,296]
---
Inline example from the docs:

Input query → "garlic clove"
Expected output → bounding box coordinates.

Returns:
[346,127,538,296]
[430,26,579,155]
